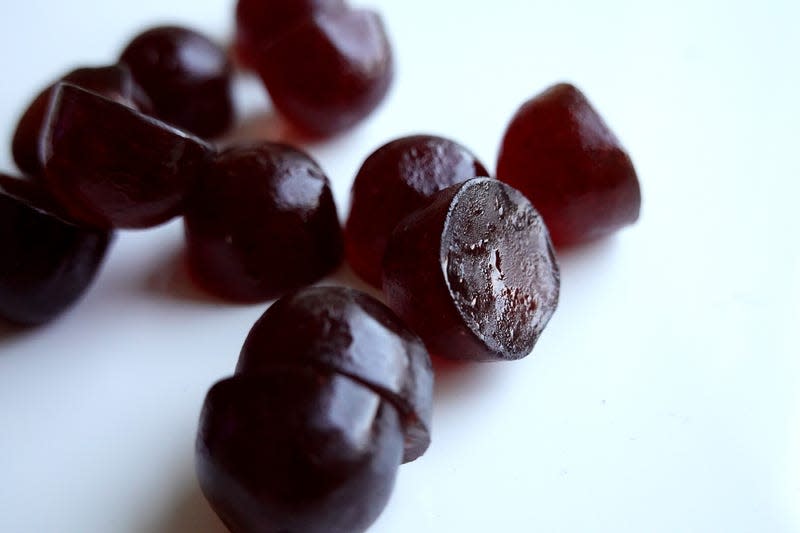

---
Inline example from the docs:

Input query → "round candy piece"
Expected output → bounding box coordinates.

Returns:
[383,178,560,361]
[497,83,641,246]
[41,83,212,229]
[345,134,489,286]
[237,286,433,462]
[234,0,346,68]
[252,8,393,136]
[0,174,112,325]
[197,369,403,533]
[11,64,143,178]
[119,25,234,138]
[183,142,343,302]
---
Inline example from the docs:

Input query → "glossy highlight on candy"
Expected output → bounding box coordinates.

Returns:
[41,82,212,229]
[197,287,433,533]
[0,174,112,325]
[184,142,343,302]
[119,25,234,138]
[346,134,489,286]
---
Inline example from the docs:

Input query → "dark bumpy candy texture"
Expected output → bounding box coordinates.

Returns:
[197,287,433,533]
[249,8,394,136]
[183,142,343,302]
[383,178,560,362]
[237,286,433,462]
[496,83,641,246]
[119,25,234,138]
[0,174,112,326]
[235,0,346,68]
[11,64,144,178]
[197,371,403,533]
[345,134,489,287]
[41,82,212,229]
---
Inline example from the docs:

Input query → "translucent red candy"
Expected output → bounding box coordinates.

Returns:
[496,83,641,246]
[383,178,560,361]
[41,83,212,229]
[0,174,112,326]
[345,135,489,286]
[248,8,393,136]
[11,65,143,178]
[237,286,433,462]
[197,287,433,533]
[119,26,234,138]
[234,0,346,68]
[183,142,343,302]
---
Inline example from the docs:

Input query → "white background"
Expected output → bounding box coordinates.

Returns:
[1,1,799,531]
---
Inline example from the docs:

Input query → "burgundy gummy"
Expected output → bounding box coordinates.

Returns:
[383,178,560,361]
[119,25,234,138]
[252,8,393,136]
[234,0,346,68]
[237,286,433,462]
[345,134,489,287]
[41,82,211,229]
[197,370,403,533]
[496,83,641,246]
[11,64,141,178]
[183,142,343,302]
[0,174,112,325]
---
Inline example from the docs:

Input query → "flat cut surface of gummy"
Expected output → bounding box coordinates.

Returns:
[442,179,559,359]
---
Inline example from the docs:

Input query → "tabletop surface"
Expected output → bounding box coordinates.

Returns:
[1,1,798,532]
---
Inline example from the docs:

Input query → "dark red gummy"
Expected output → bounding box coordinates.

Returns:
[237,286,433,462]
[234,0,346,68]
[496,83,641,246]
[41,82,212,229]
[11,64,144,178]
[345,135,489,287]
[0,173,112,325]
[251,8,393,136]
[183,142,343,302]
[197,286,433,532]
[197,370,403,533]
[383,178,560,361]
[119,25,234,138]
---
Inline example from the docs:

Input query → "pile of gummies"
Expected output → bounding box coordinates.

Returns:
[0,1,641,532]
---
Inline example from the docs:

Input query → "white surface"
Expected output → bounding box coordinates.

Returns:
[1,1,799,532]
